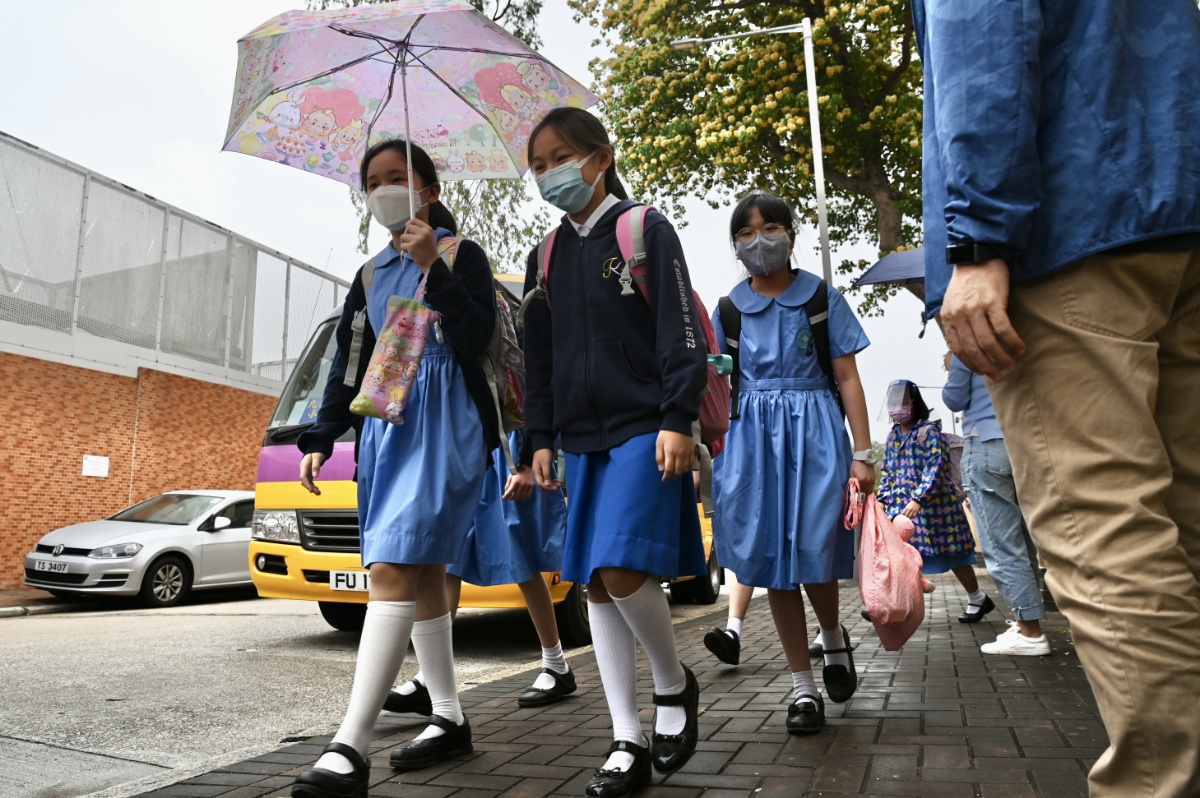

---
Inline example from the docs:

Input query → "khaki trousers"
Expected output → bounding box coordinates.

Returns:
[986,247,1200,797]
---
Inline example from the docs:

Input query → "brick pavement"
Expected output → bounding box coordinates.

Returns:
[141,575,1103,798]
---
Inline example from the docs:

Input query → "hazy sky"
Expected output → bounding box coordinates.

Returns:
[0,0,960,435]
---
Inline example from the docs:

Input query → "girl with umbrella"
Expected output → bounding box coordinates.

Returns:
[293,139,499,798]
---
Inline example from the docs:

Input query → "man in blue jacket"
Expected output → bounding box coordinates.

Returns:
[916,2,1200,795]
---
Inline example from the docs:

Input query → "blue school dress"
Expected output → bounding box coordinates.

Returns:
[560,432,706,585]
[711,272,870,589]
[357,241,487,568]
[878,419,977,574]
[450,431,568,586]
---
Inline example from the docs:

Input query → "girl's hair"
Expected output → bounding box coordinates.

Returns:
[360,139,458,235]
[729,192,796,240]
[527,108,629,200]
[905,382,933,421]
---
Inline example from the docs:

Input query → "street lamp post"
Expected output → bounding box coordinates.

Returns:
[670,21,834,286]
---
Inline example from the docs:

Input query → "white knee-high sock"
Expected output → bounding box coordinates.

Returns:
[590,599,642,772]
[611,578,687,736]
[410,613,462,741]
[397,671,424,694]
[318,601,415,774]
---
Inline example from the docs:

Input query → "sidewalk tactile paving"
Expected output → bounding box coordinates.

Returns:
[137,575,1102,797]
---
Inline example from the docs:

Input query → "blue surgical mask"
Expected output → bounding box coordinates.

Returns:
[535,152,602,214]
[735,231,792,275]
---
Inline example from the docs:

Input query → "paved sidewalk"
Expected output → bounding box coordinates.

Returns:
[140,575,1103,798]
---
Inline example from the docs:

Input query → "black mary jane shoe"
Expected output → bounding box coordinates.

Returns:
[382,681,433,715]
[517,667,577,708]
[703,627,741,665]
[820,624,858,704]
[785,693,826,736]
[585,738,652,798]
[650,663,700,774]
[958,595,996,624]
[292,742,370,798]
[388,714,472,770]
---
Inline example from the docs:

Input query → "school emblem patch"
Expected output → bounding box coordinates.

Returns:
[796,325,815,355]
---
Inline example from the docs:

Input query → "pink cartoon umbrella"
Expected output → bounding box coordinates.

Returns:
[223,0,596,203]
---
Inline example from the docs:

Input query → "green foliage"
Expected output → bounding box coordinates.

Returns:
[570,0,923,312]
[309,0,548,272]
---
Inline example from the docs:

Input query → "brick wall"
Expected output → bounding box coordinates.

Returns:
[0,352,276,590]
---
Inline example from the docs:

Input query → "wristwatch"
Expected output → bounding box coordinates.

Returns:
[852,448,880,466]
[946,242,1003,265]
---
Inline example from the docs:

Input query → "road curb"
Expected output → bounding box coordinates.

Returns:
[0,602,82,618]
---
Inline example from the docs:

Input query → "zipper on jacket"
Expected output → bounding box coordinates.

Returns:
[577,235,606,450]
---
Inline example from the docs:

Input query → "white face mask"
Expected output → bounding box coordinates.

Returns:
[366,184,430,231]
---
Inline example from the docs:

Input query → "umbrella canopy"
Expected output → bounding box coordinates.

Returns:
[853,247,925,288]
[223,0,596,188]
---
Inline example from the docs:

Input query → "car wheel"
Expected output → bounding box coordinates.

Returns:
[319,601,366,632]
[554,582,590,647]
[139,555,191,608]
[670,549,722,605]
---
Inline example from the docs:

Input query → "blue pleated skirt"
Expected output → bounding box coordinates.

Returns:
[358,339,487,567]
[713,379,855,589]
[450,431,568,586]
[560,432,706,585]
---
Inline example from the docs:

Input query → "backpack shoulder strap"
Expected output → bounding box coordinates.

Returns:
[803,280,845,418]
[617,205,654,303]
[517,228,558,326]
[344,256,376,388]
[717,295,741,420]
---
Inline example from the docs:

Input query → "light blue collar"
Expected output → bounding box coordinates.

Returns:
[727,269,823,313]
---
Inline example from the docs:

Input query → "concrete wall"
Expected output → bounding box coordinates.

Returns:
[0,351,275,590]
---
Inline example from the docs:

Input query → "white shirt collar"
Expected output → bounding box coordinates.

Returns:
[568,194,621,238]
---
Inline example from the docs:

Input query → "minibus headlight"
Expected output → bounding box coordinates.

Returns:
[252,510,300,543]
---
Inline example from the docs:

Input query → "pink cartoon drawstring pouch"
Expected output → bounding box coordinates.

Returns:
[349,276,438,425]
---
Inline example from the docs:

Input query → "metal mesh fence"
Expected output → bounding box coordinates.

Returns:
[0,132,349,393]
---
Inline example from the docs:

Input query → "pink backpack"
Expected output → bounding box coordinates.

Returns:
[520,205,731,513]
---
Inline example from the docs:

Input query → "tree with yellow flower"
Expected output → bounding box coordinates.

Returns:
[571,0,922,313]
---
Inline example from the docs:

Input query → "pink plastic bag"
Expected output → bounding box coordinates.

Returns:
[856,491,926,651]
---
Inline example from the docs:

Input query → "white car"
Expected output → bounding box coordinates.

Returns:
[24,490,256,607]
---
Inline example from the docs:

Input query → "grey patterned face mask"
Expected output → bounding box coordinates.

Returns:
[735,231,792,275]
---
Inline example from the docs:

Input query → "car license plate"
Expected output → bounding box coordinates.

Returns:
[330,570,370,591]
[35,560,70,573]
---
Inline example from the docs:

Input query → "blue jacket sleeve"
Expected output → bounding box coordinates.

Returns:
[297,269,368,460]
[941,355,972,413]
[522,245,555,453]
[643,212,707,437]
[921,0,1043,262]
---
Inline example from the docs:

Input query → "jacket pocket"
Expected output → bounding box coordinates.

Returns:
[591,341,660,419]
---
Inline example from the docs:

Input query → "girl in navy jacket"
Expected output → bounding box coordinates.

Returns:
[522,108,707,798]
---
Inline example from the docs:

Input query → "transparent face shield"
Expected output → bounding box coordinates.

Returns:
[881,380,915,423]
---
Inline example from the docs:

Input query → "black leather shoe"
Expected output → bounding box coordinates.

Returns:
[786,693,825,735]
[517,667,577,708]
[382,681,432,715]
[650,663,700,774]
[388,715,472,770]
[292,742,370,798]
[820,624,858,704]
[861,608,872,622]
[585,737,652,798]
[958,595,995,623]
[703,627,740,665]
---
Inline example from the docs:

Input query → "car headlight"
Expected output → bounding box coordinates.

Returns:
[253,510,300,544]
[89,543,143,559]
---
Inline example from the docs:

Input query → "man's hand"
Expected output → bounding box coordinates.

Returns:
[941,259,1026,380]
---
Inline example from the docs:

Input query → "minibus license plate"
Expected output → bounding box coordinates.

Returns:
[331,571,370,591]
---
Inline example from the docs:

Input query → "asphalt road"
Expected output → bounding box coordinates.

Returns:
[0,586,737,798]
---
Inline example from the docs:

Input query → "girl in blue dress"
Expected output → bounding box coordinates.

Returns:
[383,429,575,713]
[878,380,989,621]
[522,108,708,798]
[712,192,877,736]
[292,140,498,798]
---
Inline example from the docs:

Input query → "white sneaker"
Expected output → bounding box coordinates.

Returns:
[981,621,1051,656]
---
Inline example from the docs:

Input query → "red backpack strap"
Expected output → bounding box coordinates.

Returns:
[616,205,654,304]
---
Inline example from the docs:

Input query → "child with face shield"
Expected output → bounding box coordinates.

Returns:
[521,107,709,798]
[291,140,499,798]
[877,380,989,620]
[709,192,877,736]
